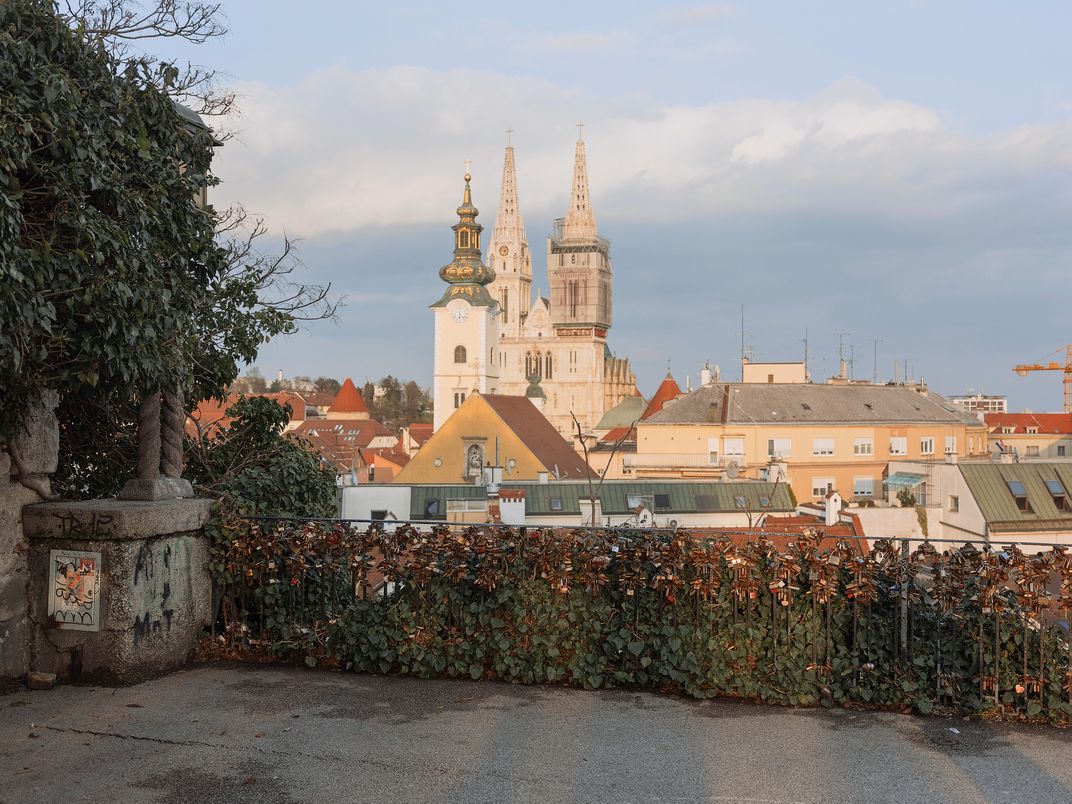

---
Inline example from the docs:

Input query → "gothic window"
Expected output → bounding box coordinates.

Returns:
[500,288,508,323]
[545,353,553,379]
[474,231,479,250]
[559,254,564,267]
[525,352,532,377]
[534,352,543,380]
[454,345,466,364]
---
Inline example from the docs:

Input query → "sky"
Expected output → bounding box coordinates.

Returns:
[159,1,1072,410]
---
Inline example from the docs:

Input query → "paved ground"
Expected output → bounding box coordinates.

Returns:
[1,664,1070,804]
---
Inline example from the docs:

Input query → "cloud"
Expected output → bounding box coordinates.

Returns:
[212,68,1072,239]
[542,30,633,51]
[658,3,736,27]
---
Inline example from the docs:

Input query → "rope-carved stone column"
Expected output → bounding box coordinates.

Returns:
[119,387,193,500]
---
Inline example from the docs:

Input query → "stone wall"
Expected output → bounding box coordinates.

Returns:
[0,391,58,681]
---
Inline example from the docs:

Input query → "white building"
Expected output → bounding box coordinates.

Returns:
[482,135,638,436]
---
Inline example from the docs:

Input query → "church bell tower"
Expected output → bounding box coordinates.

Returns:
[432,168,500,431]
[548,129,612,334]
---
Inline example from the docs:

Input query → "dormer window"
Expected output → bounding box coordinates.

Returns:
[1045,479,1069,511]
[1027,426,1039,435]
[1006,480,1030,513]
[1001,426,1014,435]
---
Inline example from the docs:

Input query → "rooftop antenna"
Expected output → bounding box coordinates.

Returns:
[837,332,850,379]
[802,327,809,380]
[872,338,883,384]
[740,304,745,380]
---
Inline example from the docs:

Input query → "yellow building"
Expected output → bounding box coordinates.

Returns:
[394,394,590,484]
[985,413,1072,459]
[631,382,989,503]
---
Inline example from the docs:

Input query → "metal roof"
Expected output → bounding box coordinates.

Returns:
[645,383,982,427]
[959,462,1072,531]
[595,395,647,430]
[407,481,793,519]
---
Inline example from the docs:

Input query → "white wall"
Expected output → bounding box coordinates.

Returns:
[340,486,412,522]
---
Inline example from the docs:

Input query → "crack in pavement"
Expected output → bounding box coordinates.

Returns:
[40,724,573,792]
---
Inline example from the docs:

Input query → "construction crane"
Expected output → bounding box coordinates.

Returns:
[1013,345,1072,413]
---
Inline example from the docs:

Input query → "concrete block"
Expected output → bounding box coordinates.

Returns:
[26,498,214,685]
[25,670,55,690]
[119,476,195,501]
[23,498,213,542]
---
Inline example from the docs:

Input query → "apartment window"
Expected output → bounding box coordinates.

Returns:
[707,437,719,464]
[723,438,745,459]
[948,495,959,513]
[890,437,907,456]
[853,438,874,456]
[812,478,834,500]
[1027,446,1040,457]
[1007,480,1030,513]
[1001,426,1014,435]
[1027,426,1039,435]
[1045,479,1069,511]
[1059,445,1067,457]
[453,392,465,408]
[853,477,874,498]
[945,435,956,455]
[768,438,792,458]
[812,438,835,457]
[920,437,935,455]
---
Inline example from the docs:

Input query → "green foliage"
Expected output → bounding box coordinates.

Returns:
[0,0,227,436]
[916,505,929,536]
[218,524,1072,724]
[896,488,917,508]
[185,396,337,521]
[362,376,432,430]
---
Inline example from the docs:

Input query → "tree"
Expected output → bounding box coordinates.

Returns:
[184,396,337,520]
[1,0,338,497]
[314,377,341,395]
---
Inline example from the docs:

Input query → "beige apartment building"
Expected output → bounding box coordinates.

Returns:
[985,413,1072,459]
[631,382,989,504]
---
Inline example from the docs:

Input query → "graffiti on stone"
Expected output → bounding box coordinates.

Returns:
[48,549,102,631]
[52,510,114,538]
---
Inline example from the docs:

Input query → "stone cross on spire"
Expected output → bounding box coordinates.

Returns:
[562,129,597,242]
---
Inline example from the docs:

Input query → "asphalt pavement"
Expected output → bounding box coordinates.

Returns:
[1,664,1070,803]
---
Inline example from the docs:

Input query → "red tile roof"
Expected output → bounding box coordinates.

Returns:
[599,425,636,444]
[985,413,1072,435]
[187,392,306,437]
[328,378,368,415]
[695,513,868,555]
[641,372,682,420]
[406,422,434,444]
[293,418,393,470]
[482,395,592,479]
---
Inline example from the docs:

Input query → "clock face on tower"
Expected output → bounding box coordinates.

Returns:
[448,300,470,323]
[499,246,509,257]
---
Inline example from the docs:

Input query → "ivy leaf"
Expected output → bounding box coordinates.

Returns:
[627,641,644,656]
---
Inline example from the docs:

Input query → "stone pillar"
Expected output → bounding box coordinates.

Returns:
[119,388,194,501]
[23,498,212,684]
[0,390,59,681]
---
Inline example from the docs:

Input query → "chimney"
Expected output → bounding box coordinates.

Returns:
[714,365,721,383]
[825,489,841,527]
[700,364,712,386]
[839,359,847,380]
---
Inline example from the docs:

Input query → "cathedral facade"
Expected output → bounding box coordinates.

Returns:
[431,136,637,437]
[483,136,637,435]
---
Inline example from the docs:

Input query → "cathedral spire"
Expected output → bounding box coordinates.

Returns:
[562,125,597,242]
[491,138,528,250]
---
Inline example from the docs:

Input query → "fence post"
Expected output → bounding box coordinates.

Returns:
[899,537,909,664]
